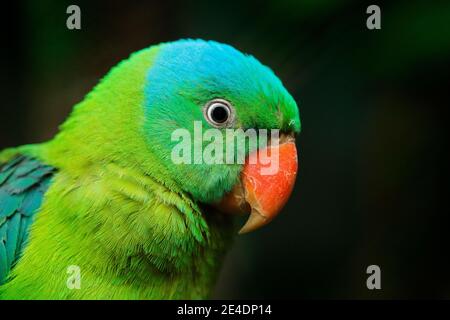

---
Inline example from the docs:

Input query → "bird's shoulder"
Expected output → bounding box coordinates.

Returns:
[0,154,55,284]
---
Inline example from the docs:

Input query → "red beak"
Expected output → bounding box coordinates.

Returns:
[216,135,298,234]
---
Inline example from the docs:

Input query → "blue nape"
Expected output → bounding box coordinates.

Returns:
[144,39,285,113]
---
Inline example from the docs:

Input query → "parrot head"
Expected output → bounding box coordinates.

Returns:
[55,39,300,235]
[142,40,300,233]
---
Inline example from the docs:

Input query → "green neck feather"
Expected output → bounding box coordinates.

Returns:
[3,45,234,299]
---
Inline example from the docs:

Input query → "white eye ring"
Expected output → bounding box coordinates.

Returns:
[203,99,235,128]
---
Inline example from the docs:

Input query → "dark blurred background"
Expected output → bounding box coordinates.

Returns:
[1,0,450,299]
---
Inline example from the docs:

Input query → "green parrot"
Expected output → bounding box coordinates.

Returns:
[0,39,300,299]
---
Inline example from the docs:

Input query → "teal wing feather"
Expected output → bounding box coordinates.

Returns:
[0,155,55,284]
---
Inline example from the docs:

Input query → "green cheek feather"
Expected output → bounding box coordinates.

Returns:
[0,39,300,299]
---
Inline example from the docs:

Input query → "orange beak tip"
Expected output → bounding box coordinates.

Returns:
[238,140,298,234]
[214,138,298,234]
[238,210,269,234]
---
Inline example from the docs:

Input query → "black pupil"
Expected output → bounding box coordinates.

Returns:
[211,105,229,123]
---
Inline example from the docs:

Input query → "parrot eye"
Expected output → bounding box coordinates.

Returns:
[203,99,234,127]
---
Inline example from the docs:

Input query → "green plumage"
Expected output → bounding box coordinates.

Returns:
[0,39,300,299]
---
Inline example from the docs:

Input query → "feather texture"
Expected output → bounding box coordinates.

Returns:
[0,156,55,284]
[0,39,299,299]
